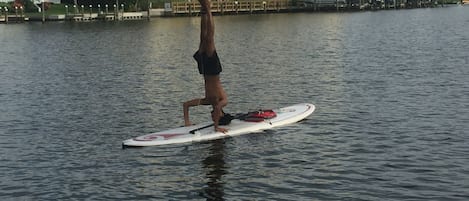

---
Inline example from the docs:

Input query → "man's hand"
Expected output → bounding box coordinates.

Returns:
[211,105,227,133]
[215,127,228,133]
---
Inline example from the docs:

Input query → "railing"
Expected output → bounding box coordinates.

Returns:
[172,0,290,15]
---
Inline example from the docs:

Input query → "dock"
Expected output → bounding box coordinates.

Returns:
[0,15,29,23]
[67,13,144,22]
[171,0,290,15]
[1,1,463,24]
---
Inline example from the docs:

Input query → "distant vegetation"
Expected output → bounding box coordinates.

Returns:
[1,0,169,14]
[1,0,463,15]
[60,0,169,10]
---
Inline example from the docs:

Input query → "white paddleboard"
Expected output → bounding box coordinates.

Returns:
[122,103,315,147]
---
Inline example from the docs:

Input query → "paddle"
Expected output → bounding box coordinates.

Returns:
[189,124,214,134]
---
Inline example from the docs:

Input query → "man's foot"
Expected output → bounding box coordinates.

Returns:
[198,0,211,10]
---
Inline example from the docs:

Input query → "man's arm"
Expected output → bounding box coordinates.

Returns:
[183,98,209,126]
[212,97,228,133]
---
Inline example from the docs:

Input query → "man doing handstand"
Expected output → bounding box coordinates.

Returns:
[183,0,228,133]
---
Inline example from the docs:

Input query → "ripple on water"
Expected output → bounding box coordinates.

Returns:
[2,7,469,200]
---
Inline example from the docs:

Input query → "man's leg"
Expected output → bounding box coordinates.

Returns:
[199,0,215,56]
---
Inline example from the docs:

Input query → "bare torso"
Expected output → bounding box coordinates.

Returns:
[204,75,226,102]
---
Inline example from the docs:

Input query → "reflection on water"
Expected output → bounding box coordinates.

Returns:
[201,140,227,201]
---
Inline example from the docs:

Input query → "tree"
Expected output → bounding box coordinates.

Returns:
[12,0,40,13]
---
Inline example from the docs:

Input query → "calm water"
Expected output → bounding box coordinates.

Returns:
[1,6,469,200]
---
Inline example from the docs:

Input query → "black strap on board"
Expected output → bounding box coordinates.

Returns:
[189,112,262,134]
[189,124,214,134]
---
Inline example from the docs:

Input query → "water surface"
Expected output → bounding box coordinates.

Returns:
[1,6,469,200]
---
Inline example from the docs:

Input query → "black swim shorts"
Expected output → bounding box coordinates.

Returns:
[193,50,222,75]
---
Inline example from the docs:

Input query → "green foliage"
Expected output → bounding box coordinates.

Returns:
[60,0,170,10]
[149,0,169,8]
[45,3,68,14]
[121,0,170,11]
[22,0,39,13]
[0,1,42,13]
[0,3,9,13]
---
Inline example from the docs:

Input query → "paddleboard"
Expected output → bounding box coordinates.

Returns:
[122,103,315,147]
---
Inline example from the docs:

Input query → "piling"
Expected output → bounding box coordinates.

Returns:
[5,8,8,24]
[148,2,151,21]
[42,2,45,23]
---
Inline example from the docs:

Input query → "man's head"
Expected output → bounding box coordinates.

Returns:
[211,109,224,121]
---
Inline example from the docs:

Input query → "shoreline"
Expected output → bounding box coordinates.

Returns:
[1,2,466,24]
